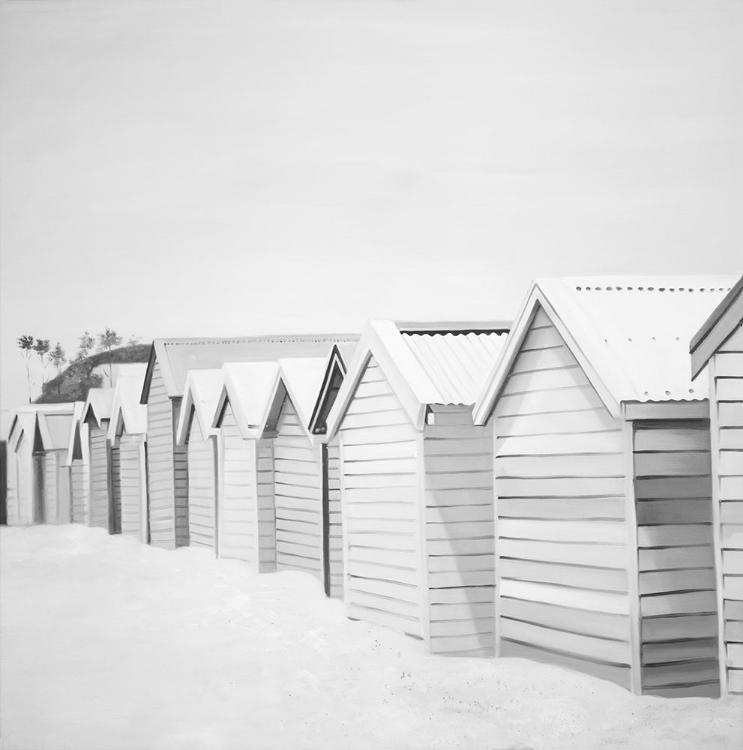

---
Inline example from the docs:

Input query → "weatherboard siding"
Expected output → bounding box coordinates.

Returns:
[173,399,189,547]
[493,307,632,689]
[44,452,59,523]
[14,436,34,526]
[273,397,323,579]
[110,443,122,534]
[119,435,145,539]
[6,443,18,525]
[146,360,178,549]
[218,402,258,566]
[424,406,495,657]
[89,424,110,530]
[327,439,344,599]
[187,414,217,549]
[339,357,424,639]
[712,324,743,695]
[71,460,89,524]
[257,438,276,572]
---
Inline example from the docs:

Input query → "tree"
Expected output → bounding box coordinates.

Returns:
[97,328,123,387]
[78,331,95,358]
[33,339,50,397]
[48,343,67,395]
[17,334,34,403]
[128,335,141,346]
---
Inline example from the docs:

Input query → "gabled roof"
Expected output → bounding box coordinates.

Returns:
[212,362,280,440]
[36,404,76,452]
[140,334,360,404]
[7,409,38,452]
[327,320,509,435]
[81,388,115,428]
[263,358,329,437]
[308,344,354,435]
[175,369,224,445]
[108,374,148,441]
[474,275,738,424]
[690,273,743,379]
[63,402,86,466]
[8,403,75,453]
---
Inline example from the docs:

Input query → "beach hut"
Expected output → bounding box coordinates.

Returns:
[108,372,149,542]
[211,362,279,568]
[474,276,737,697]
[64,403,90,525]
[34,403,77,524]
[6,404,77,525]
[175,369,223,551]
[259,357,330,584]
[6,409,41,525]
[690,274,743,697]
[325,320,508,657]
[140,335,358,551]
[82,388,116,532]
[308,344,357,598]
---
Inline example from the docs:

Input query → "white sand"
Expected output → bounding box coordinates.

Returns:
[1,525,740,750]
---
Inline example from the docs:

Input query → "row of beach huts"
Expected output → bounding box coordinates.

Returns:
[4,275,743,700]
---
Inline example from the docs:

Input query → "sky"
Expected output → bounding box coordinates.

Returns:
[1,0,741,421]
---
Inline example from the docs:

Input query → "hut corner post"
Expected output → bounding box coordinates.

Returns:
[416,430,431,648]
[622,417,643,695]
[708,358,728,698]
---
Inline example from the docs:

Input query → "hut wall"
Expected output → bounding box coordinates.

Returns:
[71,459,89,524]
[218,401,258,565]
[633,420,718,697]
[326,439,344,599]
[338,356,424,639]
[273,396,323,580]
[256,438,276,573]
[110,443,122,534]
[187,413,217,549]
[119,435,145,539]
[492,307,633,689]
[146,360,179,549]
[6,442,17,525]
[712,324,743,695]
[89,423,109,530]
[14,435,34,525]
[173,399,189,547]
[423,406,495,657]
[43,452,58,523]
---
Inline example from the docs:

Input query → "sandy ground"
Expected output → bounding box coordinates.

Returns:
[0,525,740,750]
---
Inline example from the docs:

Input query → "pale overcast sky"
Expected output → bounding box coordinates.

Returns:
[1,0,741,418]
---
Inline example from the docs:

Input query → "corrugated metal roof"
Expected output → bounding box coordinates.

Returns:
[401,331,508,405]
[151,334,360,398]
[537,276,737,403]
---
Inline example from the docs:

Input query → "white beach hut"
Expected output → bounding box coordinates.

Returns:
[82,388,115,532]
[108,372,149,542]
[326,320,508,657]
[175,369,224,551]
[64,403,90,525]
[690,274,743,697]
[474,276,737,697]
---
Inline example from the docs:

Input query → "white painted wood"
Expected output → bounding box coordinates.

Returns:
[88,423,110,531]
[338,356,424,639]
[187,411,217,550]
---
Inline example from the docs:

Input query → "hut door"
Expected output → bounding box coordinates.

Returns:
[33,454,45,523]
[633,419,719,697]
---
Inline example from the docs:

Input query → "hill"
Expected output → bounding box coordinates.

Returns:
[37,344,151,404]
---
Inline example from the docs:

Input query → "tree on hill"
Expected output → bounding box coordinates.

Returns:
[98,328,123,387]
[33,339,50,399]
[17,335,34,404]
[48,343,67,396]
